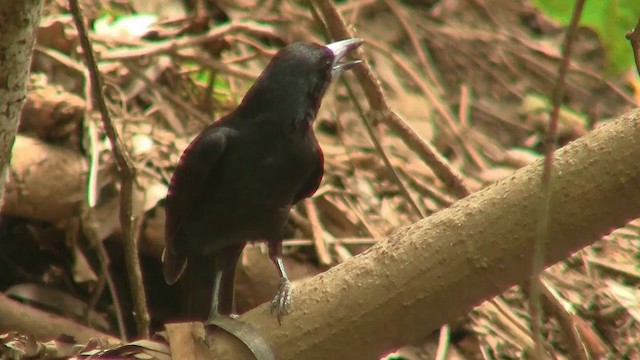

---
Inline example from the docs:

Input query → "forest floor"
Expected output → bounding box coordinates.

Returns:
[1,0,640,359]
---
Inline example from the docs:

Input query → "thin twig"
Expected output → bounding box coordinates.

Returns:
[344,78,426,219]
[310,0,426,220]
[364,39,480,168]
[101,22,279,61]
[313,0,470,199]
[80,210,128,340]
[626,17,640,77]
[382,0,444,94]
[82,118,127,339]
[457,85,486,170]
[529,0,585,357]
[231,35,278,57]
[175,49,258,80]
[489,298,534,340]
[304,198,333,266]
[283,237,381,247]
[435,324,450,360]
[459,84,470,128]
[331,114,396,238]
[342,195,386,240]
[539,278,589,360]
[124,61,211,125]
[35,45,85,74]
[68,0,150,338]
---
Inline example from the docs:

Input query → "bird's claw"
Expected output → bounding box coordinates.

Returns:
[270,278,292,324]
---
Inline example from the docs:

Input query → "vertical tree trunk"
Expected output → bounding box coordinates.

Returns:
[0,0,44,206]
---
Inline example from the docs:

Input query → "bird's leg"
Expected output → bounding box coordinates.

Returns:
[207,269,223,321]
[268,241,292,324]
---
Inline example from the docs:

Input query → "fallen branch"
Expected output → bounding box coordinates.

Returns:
[202,108,640,359]
[3,135,97,222]
[0,293,118,344]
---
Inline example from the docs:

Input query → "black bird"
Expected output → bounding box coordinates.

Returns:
[163,38,363,322]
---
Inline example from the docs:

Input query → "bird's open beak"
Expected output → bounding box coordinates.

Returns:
[325,38,364,78]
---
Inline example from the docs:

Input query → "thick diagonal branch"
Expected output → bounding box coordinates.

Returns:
[205,108,640,360]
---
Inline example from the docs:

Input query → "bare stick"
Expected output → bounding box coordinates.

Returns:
[68,0,150,338]
[343,79,426,218]
[304,199,333,266]
[626,17,640,77]
[101,22,278,61]
[309,0,426,224]
[313,0,470,199]
[382,0,444,94]
[528,0,585,357]
[82,69,127,341]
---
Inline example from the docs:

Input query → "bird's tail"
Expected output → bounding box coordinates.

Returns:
[178,247,244,321]
[179,255,216,320]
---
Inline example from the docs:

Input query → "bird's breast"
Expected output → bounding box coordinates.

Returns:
[185,122,321,250]
[217,125,319,204]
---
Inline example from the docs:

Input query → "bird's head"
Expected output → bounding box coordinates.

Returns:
[238,38,364,124]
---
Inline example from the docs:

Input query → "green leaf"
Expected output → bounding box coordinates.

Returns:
[531,0,640,75]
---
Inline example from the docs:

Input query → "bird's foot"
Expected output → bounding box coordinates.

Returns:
[270,277,292,324]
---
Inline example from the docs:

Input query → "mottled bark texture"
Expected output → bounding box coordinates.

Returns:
[0,0,43,207]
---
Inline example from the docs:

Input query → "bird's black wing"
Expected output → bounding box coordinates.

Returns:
[163,126,229,284]
[292,139,324,204]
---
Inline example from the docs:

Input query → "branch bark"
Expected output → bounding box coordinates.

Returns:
[204,108,640,360]
[0,293,117,343]
[0,0,43,207]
